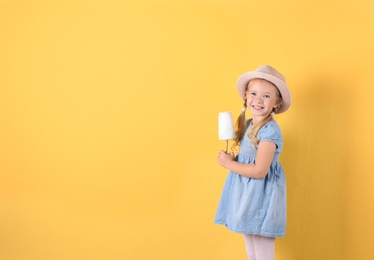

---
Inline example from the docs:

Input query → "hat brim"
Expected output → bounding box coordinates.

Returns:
[236,71,291,114]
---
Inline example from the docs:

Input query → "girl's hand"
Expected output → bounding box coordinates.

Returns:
[217,150,235,169]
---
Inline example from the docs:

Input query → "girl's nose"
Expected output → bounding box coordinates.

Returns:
[254,96,263,103]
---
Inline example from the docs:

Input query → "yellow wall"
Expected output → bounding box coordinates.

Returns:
[1,0,373,259]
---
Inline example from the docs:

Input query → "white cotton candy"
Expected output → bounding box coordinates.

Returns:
[218,112,236,140]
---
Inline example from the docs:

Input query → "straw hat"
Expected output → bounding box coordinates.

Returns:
[236,65,291,114]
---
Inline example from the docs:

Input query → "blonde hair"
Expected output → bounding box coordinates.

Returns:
[232,79,281,149]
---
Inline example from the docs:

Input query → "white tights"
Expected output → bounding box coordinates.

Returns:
[243,234,275,260]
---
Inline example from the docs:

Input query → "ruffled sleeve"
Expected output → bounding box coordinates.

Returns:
[258,120,283,150]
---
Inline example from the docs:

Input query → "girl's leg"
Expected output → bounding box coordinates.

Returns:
[252,234,275,260]
[243,234,256,260]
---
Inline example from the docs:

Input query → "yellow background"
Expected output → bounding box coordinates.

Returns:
[1,0,373,259]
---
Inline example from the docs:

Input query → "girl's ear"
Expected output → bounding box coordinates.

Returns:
[274,99,282,109]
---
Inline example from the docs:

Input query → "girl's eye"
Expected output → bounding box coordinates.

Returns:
[250,92,256,96]
[264,95,270,98]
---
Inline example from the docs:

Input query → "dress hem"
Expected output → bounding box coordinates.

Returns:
[214,221,285,238]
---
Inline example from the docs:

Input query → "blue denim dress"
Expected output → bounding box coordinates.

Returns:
[214,120,286,237]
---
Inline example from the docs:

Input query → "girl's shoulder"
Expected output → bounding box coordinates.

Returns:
[258,119,282,139]
[263,119,280,129]
[248,118,280,130]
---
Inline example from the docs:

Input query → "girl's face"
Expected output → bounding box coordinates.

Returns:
[245,79,281,120]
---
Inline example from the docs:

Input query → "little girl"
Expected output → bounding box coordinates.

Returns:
[215,65,291,260]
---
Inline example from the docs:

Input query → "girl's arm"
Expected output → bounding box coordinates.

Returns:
[217,141,276,179]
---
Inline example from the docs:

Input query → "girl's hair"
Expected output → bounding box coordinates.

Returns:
[232,79,281,149]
